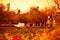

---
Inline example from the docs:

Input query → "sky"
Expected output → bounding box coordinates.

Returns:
[0,0,58,12]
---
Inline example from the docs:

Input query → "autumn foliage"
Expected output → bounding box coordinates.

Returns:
[0,3,60,26]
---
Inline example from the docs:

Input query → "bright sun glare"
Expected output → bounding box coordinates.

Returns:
[2,0,57,12]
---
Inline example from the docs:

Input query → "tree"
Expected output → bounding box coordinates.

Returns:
[9,11,20,24]
[19,14,27,23]
[18,6,48,25]
[0,4,5,23]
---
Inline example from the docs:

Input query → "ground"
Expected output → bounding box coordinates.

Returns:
[0,26,60,40]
